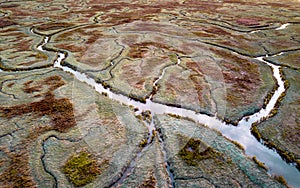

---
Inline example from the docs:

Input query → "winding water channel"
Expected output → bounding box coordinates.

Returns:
[32,31,300,187]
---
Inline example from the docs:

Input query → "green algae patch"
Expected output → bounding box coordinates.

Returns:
[63,151,102,186]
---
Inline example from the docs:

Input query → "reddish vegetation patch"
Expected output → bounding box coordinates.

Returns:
[236,18,260,26]
[35,22,74,32]
[23,80,41,93]
[0,146,36,187]
[121,63,146,90]
[90,2,126,10]
[179,62,212,106]
[0,75,75,132]
[55,43,86,55]
[0,124,55,187]
[2,92,75,132]
[210,49,261,106]
[16,39,32,52]
[0,75,76,187]
[189,74,205,102]
[54,25,104,58]
[86,34,102,45]
[127,42,185,58]
[128,46,150,59]
[203,26,231,35]
[0,4,19,8]
[0,19,16,28]
[101,11,156,26]
[7,83,14,88]
[181,0,222,12]
[17,60,38,67]
[192,31,215,37]
[186,61,202,72]
[98,2,185,26]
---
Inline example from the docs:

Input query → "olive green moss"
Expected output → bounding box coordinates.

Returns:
[178,137,222,166]
[62,151,101,187]
[168,53,178,63]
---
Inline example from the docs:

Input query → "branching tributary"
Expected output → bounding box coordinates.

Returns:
[29,27,300,187]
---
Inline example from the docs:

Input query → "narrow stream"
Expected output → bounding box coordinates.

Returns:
[150,54,180,100]
[37,36,50,51]
[111,115,174,187]
[35,34,300,187]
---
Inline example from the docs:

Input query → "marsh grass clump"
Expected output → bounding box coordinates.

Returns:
[128,45,149,58]
[250,124,262,141]
[167,113,181,119]
[63,151,102,187]
[139,138,148,148]
[168,53,178,63]
[273,175,289,187]
[252,156,268,171]
[141,110,152,123]
[29,52,48,60]
[231,140,245,151]
[138,171,157,188]
[178,137,222,166]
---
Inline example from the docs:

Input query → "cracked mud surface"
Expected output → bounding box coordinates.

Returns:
[0,0,299,187]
